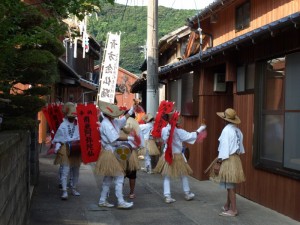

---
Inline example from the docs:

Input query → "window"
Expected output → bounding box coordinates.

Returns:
[255,52,300,178]
[168,79,182,111]
[181,72,199,115]
[236,1,250,31]
[167,71,199,116]
[237,63,255,92]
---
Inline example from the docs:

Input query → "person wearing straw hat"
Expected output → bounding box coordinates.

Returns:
[53,102,81,200]
[154,111,206,204]
[95,101,136,209]
[216,108,246,217]
[139,113,159,174]
[120,110,144,199]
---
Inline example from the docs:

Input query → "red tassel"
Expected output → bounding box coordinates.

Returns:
[165,111,180,165]
[152,101,174,138]
[130,130,141,147]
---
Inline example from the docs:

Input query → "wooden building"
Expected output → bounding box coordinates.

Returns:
[155,0,300,221]
[94,66,139,108]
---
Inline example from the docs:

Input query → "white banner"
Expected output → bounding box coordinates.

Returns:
[98,32,121,104]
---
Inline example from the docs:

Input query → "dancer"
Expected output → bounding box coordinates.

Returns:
[216,108,246,217]
[53,102,81,200]
[154,111,206,203]
[139,113,160,174]
[95,101,136,209]
[121,111,144,199]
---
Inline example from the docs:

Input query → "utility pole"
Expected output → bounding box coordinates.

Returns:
[146,0,159,115]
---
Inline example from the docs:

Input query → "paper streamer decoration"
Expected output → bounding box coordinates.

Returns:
[152,100,174,138]
[165,111,180,165]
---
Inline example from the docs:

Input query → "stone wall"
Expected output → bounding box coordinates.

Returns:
[0,131,31,225]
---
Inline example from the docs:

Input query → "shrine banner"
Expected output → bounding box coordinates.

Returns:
[52,104,64,130]
[152,100,174,138]
[76,104,101,164]
[42,104,64,138]
[98,32,121,104]
[165,111,180,165]
[42,106,55,137]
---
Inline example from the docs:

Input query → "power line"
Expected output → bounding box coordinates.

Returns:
[121,0,129,21]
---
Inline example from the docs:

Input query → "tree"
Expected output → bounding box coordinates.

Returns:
[0,0,114,130]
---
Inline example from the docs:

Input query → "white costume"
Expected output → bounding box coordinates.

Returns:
[139,122,159,172]
[53,118,81,199]
[217,123,246,186]
[155,123,206,203]
[95,113,133,208]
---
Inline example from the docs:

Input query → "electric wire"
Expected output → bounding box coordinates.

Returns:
[195,0,209,62]
[121,0,129,21]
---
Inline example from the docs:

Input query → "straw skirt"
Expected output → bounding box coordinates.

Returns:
[127,150,140,171]
[139,139,160,156]
[53,144,81,167]
[118,149,140,172]
[154,153,192,178]
[94,149,125,176]
[210,154,245,183]
[54,144,69,165]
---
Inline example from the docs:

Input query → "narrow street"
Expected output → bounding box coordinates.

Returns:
[29,148,300,225]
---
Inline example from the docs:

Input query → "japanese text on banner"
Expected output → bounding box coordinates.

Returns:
[76,104,101,164]
[98,32,121,104]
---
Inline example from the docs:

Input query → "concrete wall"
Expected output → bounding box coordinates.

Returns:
[0,131,31,225]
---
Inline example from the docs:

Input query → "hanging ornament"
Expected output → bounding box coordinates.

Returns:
[85,35,89,52]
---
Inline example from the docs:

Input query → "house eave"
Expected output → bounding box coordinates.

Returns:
[160,12,300,77]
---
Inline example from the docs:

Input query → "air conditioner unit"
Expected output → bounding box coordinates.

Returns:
[213,73,226,92]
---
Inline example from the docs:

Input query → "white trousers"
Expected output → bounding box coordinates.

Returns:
[99,176,125,204]
[60,165,80,191]
[144,148,151,169]
[163,175,190,197]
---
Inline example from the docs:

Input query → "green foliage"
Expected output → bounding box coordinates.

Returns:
[88,4,195,74]
[1,95,46,117]
[0,94,46,130]
[23,86,51,96]
[1,116,40,130]
[41,0,115,20]
[0,0,115,130]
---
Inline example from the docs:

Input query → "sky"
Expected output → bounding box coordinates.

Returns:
[114,0,215,10]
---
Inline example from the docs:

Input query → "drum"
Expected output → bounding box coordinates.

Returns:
[114,143,132,161]
[67,140,81,156]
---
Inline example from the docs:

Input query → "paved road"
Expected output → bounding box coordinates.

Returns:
[29,150,300,225]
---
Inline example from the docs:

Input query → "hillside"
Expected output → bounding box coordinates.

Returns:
[88,3,196,74]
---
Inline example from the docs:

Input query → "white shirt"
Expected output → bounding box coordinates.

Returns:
[139,122,154,141]
[100,115,126,151]
[161,124,197,154]
[53,118,79,143]
[217,123,245,160]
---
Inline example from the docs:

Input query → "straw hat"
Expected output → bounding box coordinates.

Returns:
[98,101,124,118]
[123,117,141,134]
[62,102,77,118]
[216,108,241,124]
[142,113,154,123]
